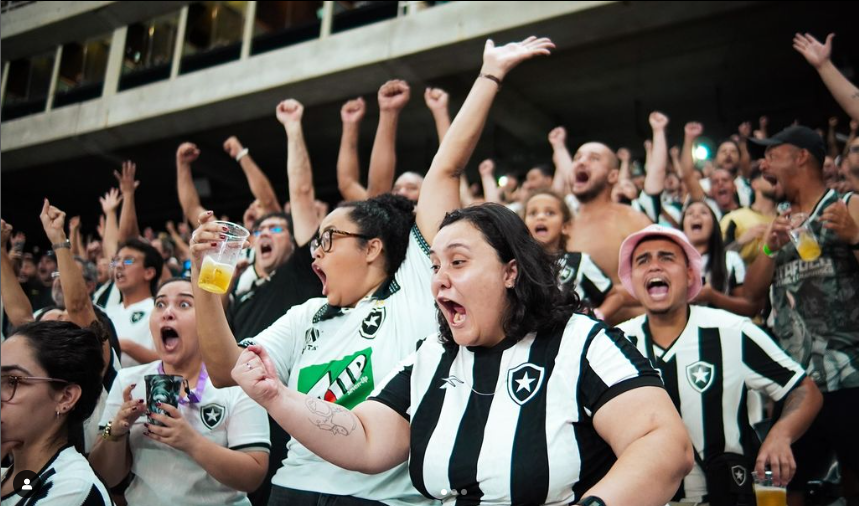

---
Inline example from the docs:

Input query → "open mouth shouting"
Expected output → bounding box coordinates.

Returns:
[257,239,274,261]
[312,263,328,296]
[573,167,590,188]
[160,326,181,353]
[645,276,670,301]
[437,296,468,328]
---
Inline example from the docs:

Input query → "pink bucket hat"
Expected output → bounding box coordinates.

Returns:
[618,224,704,302]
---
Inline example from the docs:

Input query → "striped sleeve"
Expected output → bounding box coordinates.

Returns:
[634,192,662,223]
[740,321,806,401]
[369,353,416,421]
[578,324,663,416]
[577,254,613,307]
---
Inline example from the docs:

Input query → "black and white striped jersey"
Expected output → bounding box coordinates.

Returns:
[1,446,112,506]
[556,252,613,308]
[370,314,662,505]
[618,306,806,502]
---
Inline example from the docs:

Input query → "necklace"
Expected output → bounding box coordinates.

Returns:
[457,334,532,396]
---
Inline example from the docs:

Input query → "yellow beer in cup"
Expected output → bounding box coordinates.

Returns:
[795,232,822,261]
[198,256,236,294]
[197,221,249,294]
[755,485,787,506]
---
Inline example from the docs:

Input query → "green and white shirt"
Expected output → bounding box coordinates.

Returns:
[240,225,437,506]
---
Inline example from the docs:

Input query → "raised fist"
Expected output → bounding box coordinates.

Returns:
[276,99,304,126]
[548,126,567,147]
[223,136,245,158]
[177,143,200,165]
[478,159,496,177]
[378,80,411,112]
[685,122,704,139]
[617,148,631,163]
[649,111,669,131]
[340,97,366,124]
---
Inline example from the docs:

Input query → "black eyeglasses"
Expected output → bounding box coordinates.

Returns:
[1,375,70,402]
[310,229,372,254]
[850,146,859,154]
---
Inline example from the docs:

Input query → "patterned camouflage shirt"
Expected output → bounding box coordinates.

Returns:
[771,190,859,392]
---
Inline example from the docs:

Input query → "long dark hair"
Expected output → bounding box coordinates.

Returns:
[436,204,581,349]
[340,194,416,278]
[11,320,105,452]
[682,201,728,293]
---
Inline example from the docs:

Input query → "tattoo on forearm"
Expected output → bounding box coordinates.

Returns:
[781,384,808,418]
[852,91,859,100]
[305,397,357,436]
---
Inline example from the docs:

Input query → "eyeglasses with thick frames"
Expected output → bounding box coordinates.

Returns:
[310,229,372,254]
[1,375,70,402]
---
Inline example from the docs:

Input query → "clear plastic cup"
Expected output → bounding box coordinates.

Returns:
[197,221,249,294]
[753,471,787,506]
[788,213,821,262]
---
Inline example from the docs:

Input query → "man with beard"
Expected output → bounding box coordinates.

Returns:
[566,141,652,324]
[721,168,781,265]
[745,125,859,506]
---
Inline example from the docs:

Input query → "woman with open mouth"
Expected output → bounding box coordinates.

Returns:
[681,201,760,317]
[89,278,270,506]
[231,37,694,506]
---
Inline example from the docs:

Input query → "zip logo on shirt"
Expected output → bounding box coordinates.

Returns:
[297,348,374,409]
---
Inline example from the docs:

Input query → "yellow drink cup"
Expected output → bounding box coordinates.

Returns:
[198,256,237,294]
[197,221,249,294]
[753,471,786,506]
[788,213,821,262]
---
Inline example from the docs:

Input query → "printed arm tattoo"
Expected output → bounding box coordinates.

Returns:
[305,397,358,436]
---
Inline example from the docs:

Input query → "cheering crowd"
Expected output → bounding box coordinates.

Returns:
[1,31,858,506]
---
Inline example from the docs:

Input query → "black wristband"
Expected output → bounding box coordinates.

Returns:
[576,497,607,506]
[479,73,502,90]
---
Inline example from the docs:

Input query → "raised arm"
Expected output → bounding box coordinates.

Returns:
[99,188,122,262]
[368,80,410,198]
[416,36,555,243]
[224,136,280,214]
[0,220,34,326]
[115,161,141,241]
[337,97,368,201]
[39,200,107,371]
[232,345,411,474]
[549,126,574,195]
[176,143,207,226]
[794,33,859,122]
[680,122,707,202]
[189,210,243,387]
[478,159,501,203]
[617,147,632,183]
[69,216,84,258]
[277,99,319,248]
[645,112,669,195]
[737,121,754,179]
[424,87,451,143]
[165,221,191,262]
[827,117,841,159]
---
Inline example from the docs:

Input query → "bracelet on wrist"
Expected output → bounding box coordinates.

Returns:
[762,243,777,258]
[479,73,502,90]
[52,239,71,251]
[235,148,249,162]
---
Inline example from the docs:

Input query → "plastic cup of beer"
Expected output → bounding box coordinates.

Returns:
[753,470,787,506]
[145,374,182,426]
[788,213,821,262]
[198,221,249,294]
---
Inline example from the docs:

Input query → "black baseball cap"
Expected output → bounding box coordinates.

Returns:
[747,125,826,167]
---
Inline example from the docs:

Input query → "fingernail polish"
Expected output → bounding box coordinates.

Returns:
[220,234,226,239]
[156,402,161,406]
[144,423,149,428]
[137,399,144,403]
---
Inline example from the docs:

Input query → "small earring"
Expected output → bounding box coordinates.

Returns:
[56,410,60,418]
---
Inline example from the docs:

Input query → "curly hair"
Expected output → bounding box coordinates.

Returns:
[435,203,581,349]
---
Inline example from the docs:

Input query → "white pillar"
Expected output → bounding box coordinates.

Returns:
[241,1,257,60]
[171,5,190,79]
[102,25,128,97]
[45,44,63,111]
[320,1,334,39]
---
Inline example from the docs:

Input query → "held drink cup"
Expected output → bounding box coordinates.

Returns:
[788,213,822,262]
[145,374,182,426]
[753,471,787,506]
[198,221,250,294]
